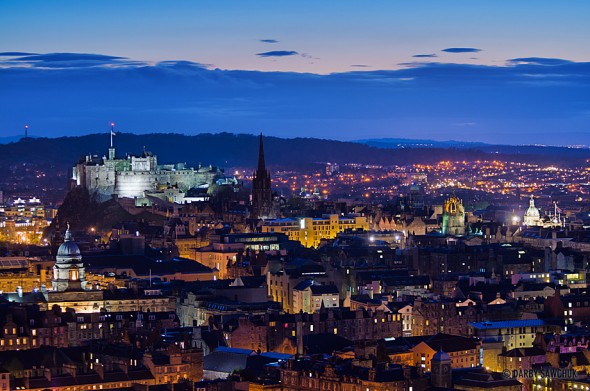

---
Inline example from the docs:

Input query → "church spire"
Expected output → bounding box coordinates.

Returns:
[257,133,266,173]
[251,133,274,220]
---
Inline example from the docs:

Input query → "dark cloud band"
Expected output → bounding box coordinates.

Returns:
[442,48,482,53]
[256,50,299,57]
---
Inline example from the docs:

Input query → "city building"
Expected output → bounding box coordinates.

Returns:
[280,358,427,390]
[261,214,368,248]
[52,225,87,292]
[292,279,339,313]
[410,333,481,372]
[0,196,50,245]
[469,319,561,370]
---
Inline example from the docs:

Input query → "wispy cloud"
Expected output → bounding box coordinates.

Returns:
[351,64,370,68]
[0,52,39,56]
[256,50,299,58]
[259,39,278,44]
[0,53,145,69]
[508,57,573,66]
[413,54,437,58]
[442,47,482,53]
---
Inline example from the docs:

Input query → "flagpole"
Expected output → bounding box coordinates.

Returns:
[110,122,115,148]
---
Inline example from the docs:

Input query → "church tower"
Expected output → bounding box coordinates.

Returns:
[431,349,452,388]
[442,195,466,235]
[251,134,274,219]
[52,225,87,292]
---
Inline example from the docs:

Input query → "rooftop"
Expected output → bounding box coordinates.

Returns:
[470,319,547,330]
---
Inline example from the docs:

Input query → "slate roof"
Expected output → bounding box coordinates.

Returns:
[204,347,291,375]
[470,319,547,330]
[499,347,546,357]
[420,333,480,353]
[453,369,522,388]
[309,285,339,295]
[302,333,353,355]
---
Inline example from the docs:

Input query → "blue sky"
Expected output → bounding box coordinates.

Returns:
[1,1,589,144]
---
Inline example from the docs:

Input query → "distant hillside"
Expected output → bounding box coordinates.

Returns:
[0,132,588,171]
[356,138,490,149]
[357,137,590,160]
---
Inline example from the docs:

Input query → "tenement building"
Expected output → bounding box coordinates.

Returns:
[262,214,368,248]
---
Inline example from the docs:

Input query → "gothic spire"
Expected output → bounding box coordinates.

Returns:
[257,133,266,173]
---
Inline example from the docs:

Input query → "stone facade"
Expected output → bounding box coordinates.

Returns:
[73,145,224,202]
[442,195,466,235]
[52,227,87,292]
[251,134,275,219]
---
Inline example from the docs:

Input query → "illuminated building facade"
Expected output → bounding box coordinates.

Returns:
[0,197,49,244]
[441,195,466,235]
[52,226,87,292]
[72,136,225,202]
[524,195,541,226]
[261,214,368,248]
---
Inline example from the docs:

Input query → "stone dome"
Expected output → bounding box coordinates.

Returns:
[525,195,540,218]
[432,349,451,362]
[56,227,81,261]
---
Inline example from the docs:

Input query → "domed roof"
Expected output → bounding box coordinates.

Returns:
[432,349,451,362]
[525,195,540,218]
[56,226,81,261]
[526,206,540,218]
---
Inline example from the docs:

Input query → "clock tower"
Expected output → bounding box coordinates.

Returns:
[431,348,452,388]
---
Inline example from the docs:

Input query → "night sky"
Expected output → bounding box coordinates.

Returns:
[1,1,589,145]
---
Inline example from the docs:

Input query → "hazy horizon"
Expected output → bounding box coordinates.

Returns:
[1,130,587,149]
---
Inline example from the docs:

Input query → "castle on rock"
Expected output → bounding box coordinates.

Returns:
[72,133,227,202]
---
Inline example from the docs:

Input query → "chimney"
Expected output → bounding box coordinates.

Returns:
[192,326,202,348]
[117,361,129,374]
[403,365,411,380]
[63,363,77,378]
[94,363,105,380]
[368,368,376,382]
[296,316,304,356]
